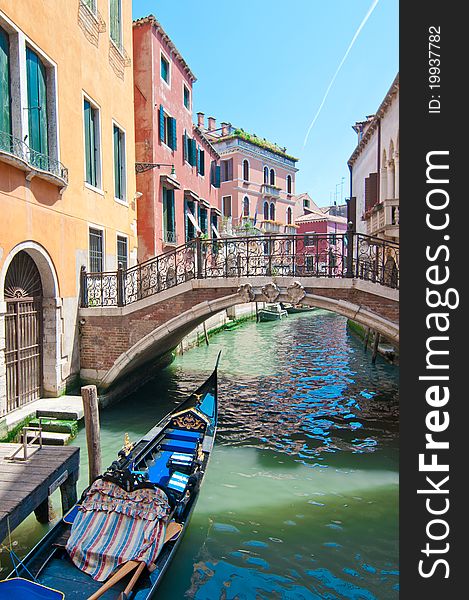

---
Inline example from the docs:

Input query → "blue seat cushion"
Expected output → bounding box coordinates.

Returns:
[147,451,172,486]
[166,429,202,442]
[160,439,197,454]
[0,578,64,599]
[167,471,190,494]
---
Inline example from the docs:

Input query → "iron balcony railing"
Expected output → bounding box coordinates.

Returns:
[0,130,68,184]
[80,233,399,308]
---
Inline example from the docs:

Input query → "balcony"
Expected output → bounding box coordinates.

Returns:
[362,198,399,238]
[0,130,68,189]
[284,224,299,235]
[259,220,281,234]
[163,230,177,245]
[262,184,281,198]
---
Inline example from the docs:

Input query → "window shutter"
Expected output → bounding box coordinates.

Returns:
[215,165,221,188]
[170,117,177,150]
[113,125,121,199]
[227,159,233,181]
[183,130,188,161]
[196,145,200,173]
[84,100,92,184]
[0,27,11,137]
[199,149,205,176]
[189,138,197,166]
[159,105,165,143]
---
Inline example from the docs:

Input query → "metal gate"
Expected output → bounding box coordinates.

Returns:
[4,252,43,412]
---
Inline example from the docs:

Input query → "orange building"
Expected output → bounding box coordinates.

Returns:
[0,1,137,416]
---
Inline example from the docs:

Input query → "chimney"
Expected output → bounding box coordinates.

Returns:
[221,122,229,136]
[197,112,205,128]
[207,116,216,131]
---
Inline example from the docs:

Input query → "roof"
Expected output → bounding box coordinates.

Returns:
[295,211,347,225]
[209,127,299,162]
[133,15,197,83]
[193,125,220,160]
[348,73,399,166]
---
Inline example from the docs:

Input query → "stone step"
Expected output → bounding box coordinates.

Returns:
[28,418,78,435]
[25,431,72,446]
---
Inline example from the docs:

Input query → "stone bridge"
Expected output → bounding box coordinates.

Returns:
[78,233,399,396]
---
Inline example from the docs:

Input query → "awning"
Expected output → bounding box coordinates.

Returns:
[198,198,211,209]
[211,224,221,238]
[186,210,202,233]
[210,207,221,216]
[160,174,181,190]
[184,189,199,201]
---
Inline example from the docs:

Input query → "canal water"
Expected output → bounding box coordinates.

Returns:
[1,310,399,599]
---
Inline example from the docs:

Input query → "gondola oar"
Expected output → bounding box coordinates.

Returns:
[87,561,139,600]
[118,561,146,600]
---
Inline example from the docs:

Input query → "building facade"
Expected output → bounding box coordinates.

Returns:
[348,74,399,240]
[0,0,137,415]
[204,123,300,237]
[133,16,221,261]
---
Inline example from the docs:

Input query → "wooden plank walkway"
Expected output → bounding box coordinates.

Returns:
[0,443,79,543]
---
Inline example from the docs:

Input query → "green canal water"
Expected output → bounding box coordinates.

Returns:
[1,310,399,599]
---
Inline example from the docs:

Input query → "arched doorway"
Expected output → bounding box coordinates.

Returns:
[4,251,44,410]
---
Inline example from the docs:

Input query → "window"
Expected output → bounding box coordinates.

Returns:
[287,175,292,194]
[197,146,205,175]
[263,201,269,221]
[221,158,233,182]
[0,26,11,138]
[222,196,232,218]
[109,0,122,48]
[199,207,208,235]
[89,228,104,272]
[270,169,275,185]
[263,166,269,184]
[160,106,177,150]
[84,98,101,188]
[83,0,97,13]
[243,159,249,181]
[117,235,128,269]
[270,202,275,221]
[243,196,250,217]
[163,187,176,244]
[113,123,126,201]
[26,47,48,158]
[210,161,221,188]
[183,84,190,110]
[185,199,196,241]
[304,198,310,209]
[287,207,292,224]
[161,53,170,84]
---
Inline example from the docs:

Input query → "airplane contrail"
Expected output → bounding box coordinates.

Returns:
[303,0,380,147]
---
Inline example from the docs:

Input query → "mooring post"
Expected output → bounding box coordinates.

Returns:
[81,385,102,485]
[346,221,354,278]
[203,321,209,346]
[34,498,52,524]
[80,265,88,308]
[60,472,78,514]
[372,331,380,364]
[364,327,371,352]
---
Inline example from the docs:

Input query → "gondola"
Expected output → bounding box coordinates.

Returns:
[257,303,288,322]
[1,357,220,600]
[280,302,317,315]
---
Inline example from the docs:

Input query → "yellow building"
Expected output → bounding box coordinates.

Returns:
[0,0,137,416]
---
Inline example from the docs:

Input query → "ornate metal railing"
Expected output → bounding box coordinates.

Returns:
[80,233,399,308]
[0,130,68,184]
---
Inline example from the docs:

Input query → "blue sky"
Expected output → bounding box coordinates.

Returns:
[132,1,398,207]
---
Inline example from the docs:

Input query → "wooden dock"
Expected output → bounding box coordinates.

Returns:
[0,443,79,543]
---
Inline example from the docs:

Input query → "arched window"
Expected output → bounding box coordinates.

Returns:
[263,201,269,220]
[263,166,269,184]
[243,160,249,181]
[286,175,292,194]
[270,202,275,221]
[243,196,250,217]
[287,207,292,224]
[270,169,275,185]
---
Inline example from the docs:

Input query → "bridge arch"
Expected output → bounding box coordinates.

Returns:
[96,284,399,392]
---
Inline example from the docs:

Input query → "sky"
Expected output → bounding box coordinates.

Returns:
[132,1,398,207]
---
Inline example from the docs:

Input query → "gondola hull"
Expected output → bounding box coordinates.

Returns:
[3,363,219,599]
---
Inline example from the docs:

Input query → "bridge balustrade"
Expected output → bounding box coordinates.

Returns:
[80,234,399,308]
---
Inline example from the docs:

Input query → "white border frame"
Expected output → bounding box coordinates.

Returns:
[112,118,127,205]
[82,91,103,193]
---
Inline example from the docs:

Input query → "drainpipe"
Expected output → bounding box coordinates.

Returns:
[377,118,381,203]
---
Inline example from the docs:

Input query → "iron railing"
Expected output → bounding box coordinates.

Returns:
[0,130,68,184]
[80,233,399,308]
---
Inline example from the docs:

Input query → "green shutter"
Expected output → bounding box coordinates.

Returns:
[215,165,221,188]
[188,138,196,166]
[113,125,121,199]
[110,0,122,47]
[26,47,48,159]
[183,131,188,161]
[170,117,177,150]
[0,27,11,138]
[84,100,92,184]
[159,105,165,143]
[199,149,205,176]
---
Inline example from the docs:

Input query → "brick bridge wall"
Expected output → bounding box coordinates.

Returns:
[80,282,398,378]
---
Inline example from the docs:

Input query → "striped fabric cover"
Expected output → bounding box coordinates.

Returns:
[167,471,189,493]
[66,480,170,582]
[169,452,193,468]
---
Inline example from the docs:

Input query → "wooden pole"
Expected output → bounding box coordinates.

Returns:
[255,301,259,322]
[364,327,371,352]
[81,385,102,485]
[203,321,209,346]
[179,341,184,355]
[372,331,380,364]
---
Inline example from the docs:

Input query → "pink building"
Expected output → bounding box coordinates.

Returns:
[133,16,221,261]
[204,123,300,237]
[295,207,348,275]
